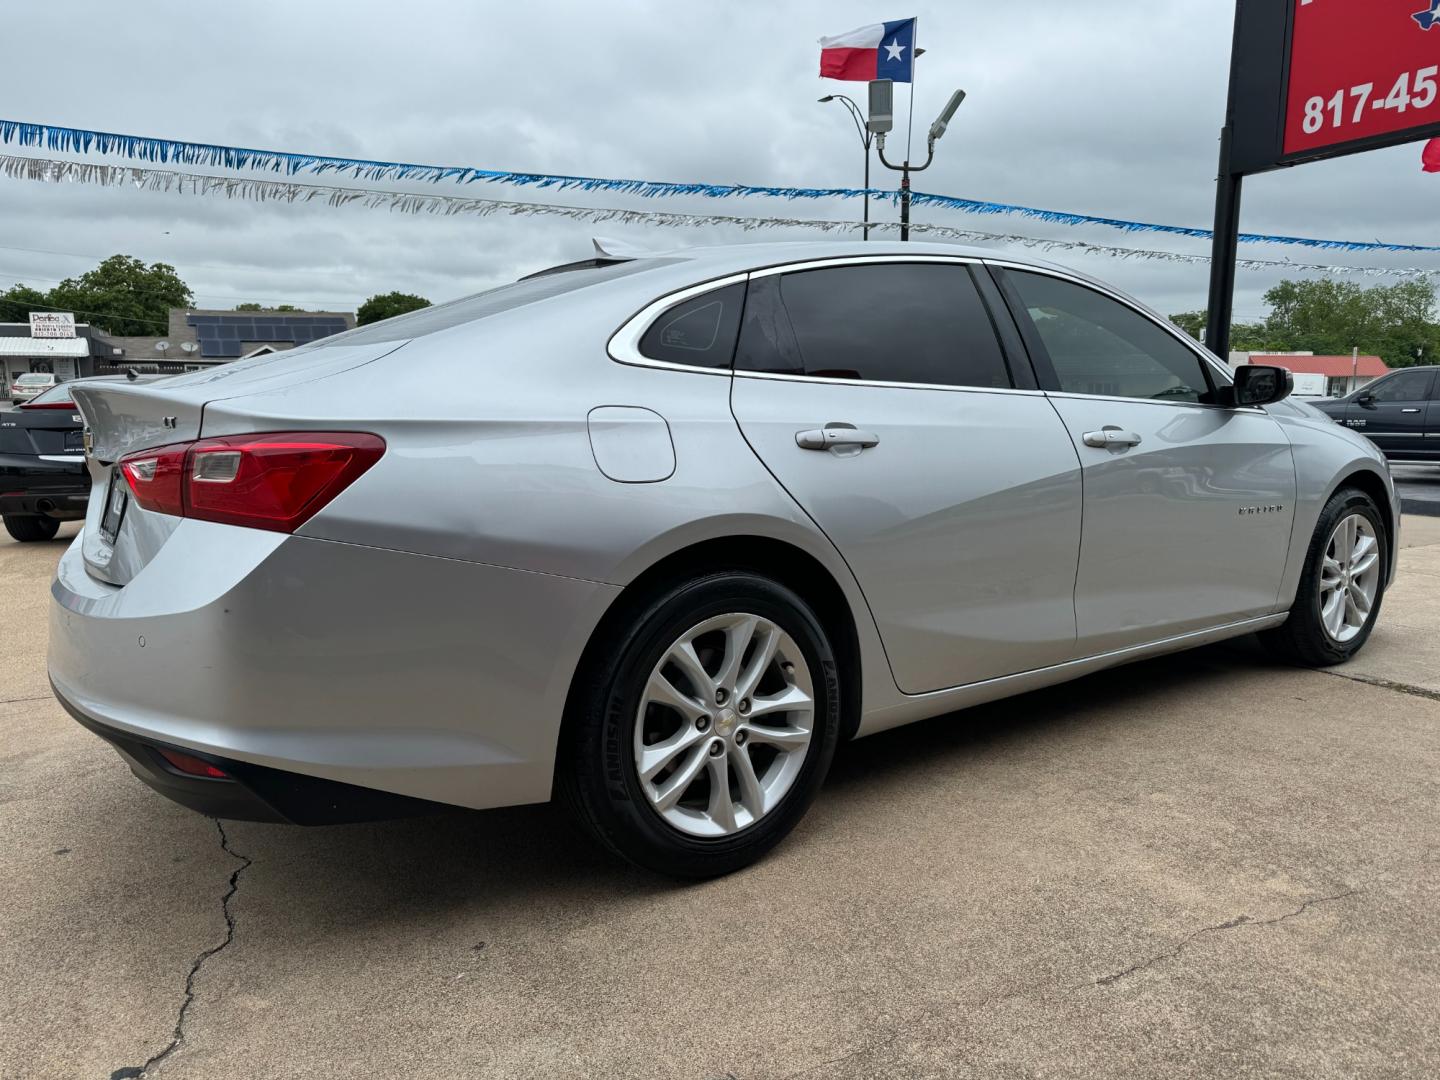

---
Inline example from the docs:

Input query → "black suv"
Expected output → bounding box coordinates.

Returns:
[0,375,162,542]
[1311,365,1440,464]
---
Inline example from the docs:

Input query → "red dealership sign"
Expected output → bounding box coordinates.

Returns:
[1225,0,1440,175]
[1284,0,1440,157]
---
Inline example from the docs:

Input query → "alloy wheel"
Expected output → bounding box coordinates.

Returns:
[633,612,815,838]
[1318,512,1381,643]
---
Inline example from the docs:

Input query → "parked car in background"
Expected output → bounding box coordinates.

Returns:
[1311,365,1439,463]
[2,375,161,542]
[48,242,1399,877]
[8,372,59,405]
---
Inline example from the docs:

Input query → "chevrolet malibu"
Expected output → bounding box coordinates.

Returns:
[49,242,1398,877]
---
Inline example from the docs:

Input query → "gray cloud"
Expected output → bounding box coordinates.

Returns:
[2,0,1436,322]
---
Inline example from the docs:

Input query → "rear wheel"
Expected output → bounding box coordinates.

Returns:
[3,515,60,543]
[562,572,840,878]
[1261,487,1387,666]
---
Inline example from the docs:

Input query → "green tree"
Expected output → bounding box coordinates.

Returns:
[0,284,51,323]
[46,255,192,336]
[1171,278,1440,368]
[1168,310,1272,352]
[357,291,431,326]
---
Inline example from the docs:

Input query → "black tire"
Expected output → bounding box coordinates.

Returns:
[1261,486,1387,667]
[3,514,61,543]
[561,571,841,879]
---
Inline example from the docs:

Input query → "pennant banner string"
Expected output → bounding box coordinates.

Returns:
[2,119,1438,255]
[1,153,1433,281]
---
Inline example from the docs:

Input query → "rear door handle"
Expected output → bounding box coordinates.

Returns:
[795,424,880,451]
[1082,427,1143,449]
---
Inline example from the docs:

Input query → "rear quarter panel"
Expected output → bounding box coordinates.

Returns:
[197,290,904,722]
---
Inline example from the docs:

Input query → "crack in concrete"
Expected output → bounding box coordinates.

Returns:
[108,820,251,1080]
[1319,669,1440,703]
[0,694,53,705]
[1090,886,1364,989]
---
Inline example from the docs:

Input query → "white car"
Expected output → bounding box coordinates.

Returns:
[9,372,59,405]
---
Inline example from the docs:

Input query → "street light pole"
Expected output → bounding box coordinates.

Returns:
[875,88,966,241]
[818,95,873,239]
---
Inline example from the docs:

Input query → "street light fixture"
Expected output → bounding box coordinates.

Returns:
[876,86,967,240]
[818,94,875,240]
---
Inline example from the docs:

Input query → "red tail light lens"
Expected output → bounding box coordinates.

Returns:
[120,444,188,517]
[17,400,76,410]
[119,432,384,534]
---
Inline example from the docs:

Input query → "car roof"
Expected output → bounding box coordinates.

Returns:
[613,239,1077,279]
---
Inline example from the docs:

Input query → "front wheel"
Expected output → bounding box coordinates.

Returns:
[1261,487,1387,666]
[562,572,841,878]
[3,515,61,543]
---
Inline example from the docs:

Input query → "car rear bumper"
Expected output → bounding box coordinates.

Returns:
[0,453,89,519]
[48,522,621,816]
[53,682,450,823]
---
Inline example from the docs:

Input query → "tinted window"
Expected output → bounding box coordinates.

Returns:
[1366,369,1433,402]
[1008,271,1211,403]
[638,283,745,369]
[735,263,1011,389]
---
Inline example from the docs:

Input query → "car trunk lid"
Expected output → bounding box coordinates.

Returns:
[68,341,405,586]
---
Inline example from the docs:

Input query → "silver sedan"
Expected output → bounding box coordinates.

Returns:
[49,242,1398,877]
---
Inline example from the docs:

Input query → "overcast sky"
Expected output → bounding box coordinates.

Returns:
[2,0,1437,324]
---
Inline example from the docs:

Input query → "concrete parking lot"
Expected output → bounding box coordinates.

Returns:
[3,521,1439,1080]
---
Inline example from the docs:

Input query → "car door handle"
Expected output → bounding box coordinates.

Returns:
[795,425,880,451]
[1401,407,1422,413]
[1082,427,1143,448]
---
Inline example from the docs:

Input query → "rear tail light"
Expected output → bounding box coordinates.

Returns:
[17,400,76,410]
[156,748,230,779]
[119,431,384,533]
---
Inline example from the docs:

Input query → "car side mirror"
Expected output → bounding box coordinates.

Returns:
[1227,364,1293,407]
[1356,391,1376,408]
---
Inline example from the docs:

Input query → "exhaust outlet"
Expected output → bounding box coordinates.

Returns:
[36,498,56,514]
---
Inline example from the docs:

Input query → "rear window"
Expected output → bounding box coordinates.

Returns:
[22,383,71,404]
[329,258,682,346]
[17,374,54,386]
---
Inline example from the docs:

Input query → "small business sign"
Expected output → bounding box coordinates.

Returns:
[29,312,76,339]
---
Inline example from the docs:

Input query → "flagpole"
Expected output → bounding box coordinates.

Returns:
[906,19,917,164]
[902,19,917,241]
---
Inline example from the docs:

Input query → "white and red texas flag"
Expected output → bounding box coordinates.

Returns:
[819,19,916,83]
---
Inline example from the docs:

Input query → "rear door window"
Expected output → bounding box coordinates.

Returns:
[734,262,1013,388]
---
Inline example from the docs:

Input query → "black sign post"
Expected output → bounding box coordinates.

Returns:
[1205,0,1440,360]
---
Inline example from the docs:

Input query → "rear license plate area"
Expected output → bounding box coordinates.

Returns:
[99,476,129,544]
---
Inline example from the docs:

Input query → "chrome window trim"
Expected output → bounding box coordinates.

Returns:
[745,253,983,279]
[607,272,749,375]
[1041,390,1261,413]
[732,368,1047,397]
[982,258,1241,400]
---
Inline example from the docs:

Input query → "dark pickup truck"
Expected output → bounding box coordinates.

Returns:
[1311,365,1440,464]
